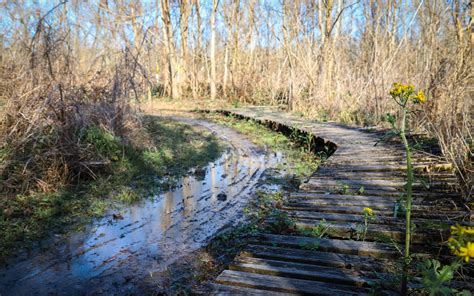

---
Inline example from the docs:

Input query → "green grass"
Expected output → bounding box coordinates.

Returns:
[206,113,320,178]
[0,116,223,261]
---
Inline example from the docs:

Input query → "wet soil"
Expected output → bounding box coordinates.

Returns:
[0,117,283,295]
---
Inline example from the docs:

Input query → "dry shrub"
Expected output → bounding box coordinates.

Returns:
[425,50,472,201]
[0,5,144,195]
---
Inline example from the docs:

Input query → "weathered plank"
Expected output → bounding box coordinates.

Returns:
[297,187,458,198]
[249,234,400,258]
[289,192,399,202]
[208,283,294,295]
[230,257,379,287]
[284,204,464,220]
[293,220,445,244]
[283,204,395,216]
[240,245,394,272]
[287,199,397,209]
[215,270,369,295]
[306,177,454,188]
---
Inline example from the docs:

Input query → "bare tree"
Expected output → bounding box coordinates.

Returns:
[210,0,219,100]
[160,0,180,99]
[179,0,191,92]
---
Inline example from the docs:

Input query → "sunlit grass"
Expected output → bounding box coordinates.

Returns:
[207,113,320,178]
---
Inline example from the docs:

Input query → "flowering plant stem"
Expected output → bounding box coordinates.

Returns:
[388,82,426,295]
[400,108,414,260]
[400,106,414,295]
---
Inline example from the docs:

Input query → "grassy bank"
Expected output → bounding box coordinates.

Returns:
[0,116,223,261]
[204,112,321,178]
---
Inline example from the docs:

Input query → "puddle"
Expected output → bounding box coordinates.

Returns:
[0,118,283,295]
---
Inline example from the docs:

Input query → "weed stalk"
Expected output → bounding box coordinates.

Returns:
[400,107,413,296]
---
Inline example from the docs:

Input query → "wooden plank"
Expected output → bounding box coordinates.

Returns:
[283,204,395,216]
[288,211,399,224]
[333,155,443,163]
[288,210,456,228]
[240,245,393,272]
[230,257,378,287]
[297,187,458,198]
[314,168,455,179]
[284,202,464,219]
[313,174,457,183]
[313,163,453,173]
[285,201,460,215]
[300,183,402,193]
[304,178,455,191]
[293,220,445,244]
[289,192,399,202]
[250,234,400,258]
[215,270,368,295]
[209,283,294,295]
[333,160,450,169]
[287,198,397,209]
[305,178,408,188]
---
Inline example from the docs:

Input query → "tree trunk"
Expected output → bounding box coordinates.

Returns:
[282,1,295,111]
[179,0,190,93]
[322,0,334,104]
[191,0,202,100]
[160,0,180,99]
[223,43,229,97]
[210,0,219,100]
[231,0,240,92]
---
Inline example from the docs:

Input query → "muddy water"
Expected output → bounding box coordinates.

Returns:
[0,118,282,295]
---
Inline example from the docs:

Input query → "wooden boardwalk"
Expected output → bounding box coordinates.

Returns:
[207,107,468,295]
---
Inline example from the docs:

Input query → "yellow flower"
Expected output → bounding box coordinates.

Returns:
[451,224,474,236]
[389,83,419,101]
[451,224,462,235]
[457,242,474,263]
[363,207,374,216]
[389,83,403,97]
[412,90,426,104]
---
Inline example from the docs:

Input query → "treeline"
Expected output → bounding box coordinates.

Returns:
[0,1,472,197]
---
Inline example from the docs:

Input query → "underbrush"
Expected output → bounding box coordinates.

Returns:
[0,117,222,261]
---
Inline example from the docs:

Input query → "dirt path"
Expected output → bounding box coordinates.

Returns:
[0,117,281,295]
[209,107,469,295]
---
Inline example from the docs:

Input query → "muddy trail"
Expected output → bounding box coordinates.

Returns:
[0,117,283,295]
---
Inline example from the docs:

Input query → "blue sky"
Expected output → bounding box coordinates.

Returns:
[1,0,466,50]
